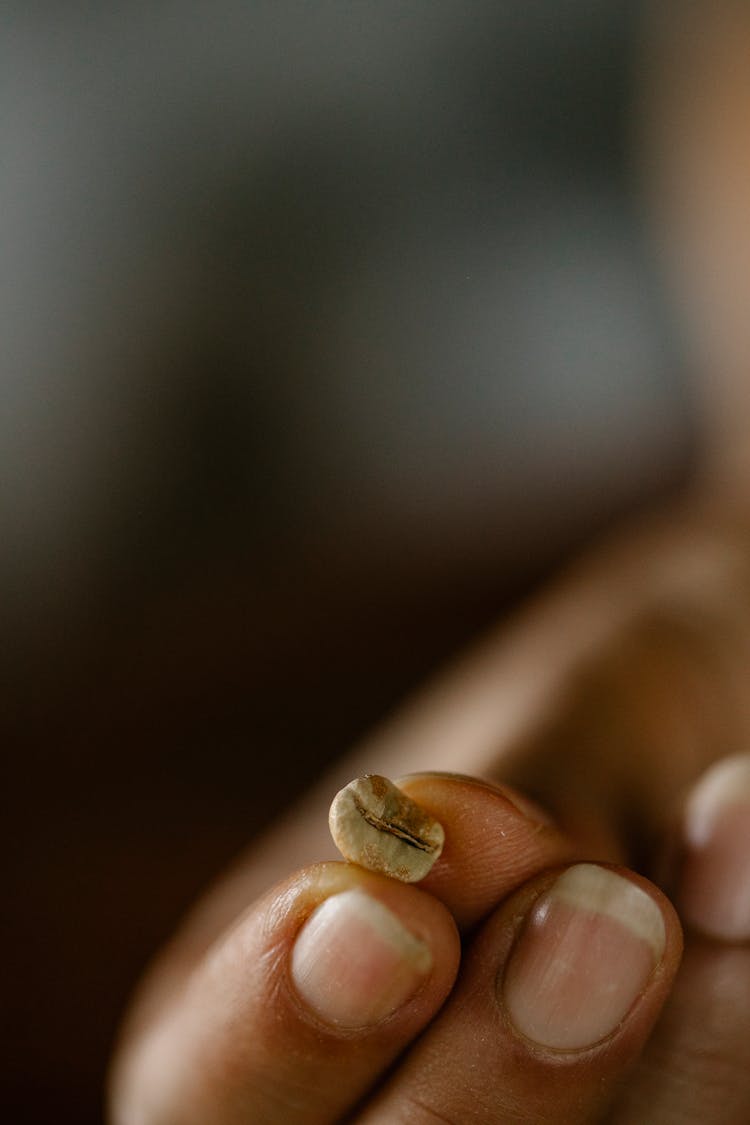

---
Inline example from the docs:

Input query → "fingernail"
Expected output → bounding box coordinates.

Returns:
[500,786,556,827]
[291,889,432,1027]
[501,864,665,1050]
[679,754,750,941]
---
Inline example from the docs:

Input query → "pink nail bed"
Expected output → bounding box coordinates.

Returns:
[502,864,665,1050]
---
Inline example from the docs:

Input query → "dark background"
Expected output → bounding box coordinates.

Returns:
[1,4,695,1122]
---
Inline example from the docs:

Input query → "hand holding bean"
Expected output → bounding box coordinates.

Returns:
[108,505,750,1124]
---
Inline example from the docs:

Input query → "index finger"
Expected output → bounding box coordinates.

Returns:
[395,772,581,929]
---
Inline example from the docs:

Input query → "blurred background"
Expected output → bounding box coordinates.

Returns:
[1,3,698,1122]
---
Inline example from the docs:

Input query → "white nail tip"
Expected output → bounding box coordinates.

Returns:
[291,889,432,1026]
[684,754,750,849]
[549,864,665,959]
[302,890,432,972]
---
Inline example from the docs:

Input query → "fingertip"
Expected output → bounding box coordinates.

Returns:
[394,772,579,929]
[279,863,461,1033]
[675,753,750,942]
[355,861,683,1124]
[497,863,682,1053]
[112,862,460,1125]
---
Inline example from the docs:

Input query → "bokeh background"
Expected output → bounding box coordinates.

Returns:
[1,4,696,1122]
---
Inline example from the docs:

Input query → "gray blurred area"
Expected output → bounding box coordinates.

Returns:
[0,4,694,1123]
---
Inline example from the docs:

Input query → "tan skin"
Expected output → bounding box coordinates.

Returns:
[110,7,750,1121]
[109,500,750,1124]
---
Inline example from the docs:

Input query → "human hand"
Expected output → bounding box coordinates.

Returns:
[109,772,685,1123]
[109,503,750,1123]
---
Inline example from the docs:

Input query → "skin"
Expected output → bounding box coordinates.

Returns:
[108,498,750,1124]
[111,5,750,1120]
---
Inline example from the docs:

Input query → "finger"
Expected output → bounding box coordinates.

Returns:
[607,751,750,1120]
[396,772,581,929]
[609,940,750,1125]
[111,773,583,1124]
[157,770,582,992]
[674,752,750,941]
[610,753,750,1123]
[109,863,459,1125]
[358,863,682,1125]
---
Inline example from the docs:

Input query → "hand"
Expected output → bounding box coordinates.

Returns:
[109,503,750,1123]
[109,773,685,1123]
